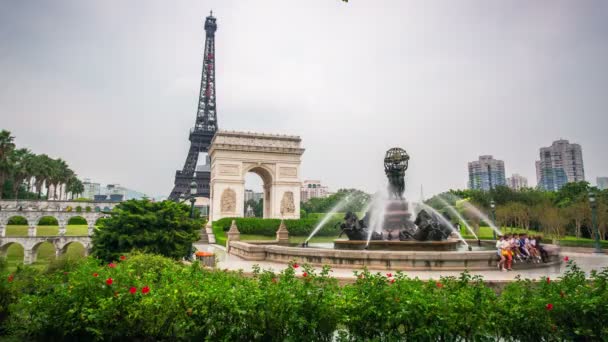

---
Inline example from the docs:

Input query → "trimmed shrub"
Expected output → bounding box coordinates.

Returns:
[75,206,82,213]
[67,216,87,225]
[85,206,92,213]
[6,216,27,225]
[214,216,342,237]
[38,216,59,226]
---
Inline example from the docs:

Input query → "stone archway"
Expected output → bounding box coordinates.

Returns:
[208,130,304,222]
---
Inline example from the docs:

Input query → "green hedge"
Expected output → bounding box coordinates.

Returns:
[214,216,342,237]
[1,255,607,340]
[6,217,27,225]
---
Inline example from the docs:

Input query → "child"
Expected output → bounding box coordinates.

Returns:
[496,236,506,271]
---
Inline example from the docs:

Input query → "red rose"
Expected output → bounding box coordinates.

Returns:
[120,255,126,261]
[129,286,137,294]
[108,263,116,268]
[386,273,392,278]
[436,282,443,288]
[546,303,554,311]
[106,278,113,286]
[293,263,299,269]
[142,286,150,294]
[302,272,308,277]
[563,256,569,262]
[7,274,14,283]
[390,278,396,284]
[546,277,551,284]
[93,273,99,277]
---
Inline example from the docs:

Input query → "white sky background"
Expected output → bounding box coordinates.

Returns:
[1,1,607,198]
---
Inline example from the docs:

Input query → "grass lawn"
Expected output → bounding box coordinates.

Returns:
[4,225,90,236]
[3,242,85,272]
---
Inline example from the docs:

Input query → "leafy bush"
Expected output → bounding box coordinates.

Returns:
[85,206,92,213]
[75,206,82,213]
[1,256,607,340]
[91,199,201,262]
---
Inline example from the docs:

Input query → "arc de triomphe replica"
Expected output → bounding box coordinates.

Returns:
[208,130,304,223]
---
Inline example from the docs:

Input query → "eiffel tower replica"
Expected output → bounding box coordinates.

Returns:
[169,12,218,201]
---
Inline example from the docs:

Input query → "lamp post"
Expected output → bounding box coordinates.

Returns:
[189,181,197,219]
[490,200,496,240]
[589,191,602,254]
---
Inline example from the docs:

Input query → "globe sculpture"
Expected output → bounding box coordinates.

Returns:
[384,147,409,200]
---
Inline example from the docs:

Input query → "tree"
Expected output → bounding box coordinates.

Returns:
[0,130,16,199]
[91,199,201,262]
[8,148,35,199]
[301,188,370,214]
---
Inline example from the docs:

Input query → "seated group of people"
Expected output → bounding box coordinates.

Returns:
[495,234,548,271]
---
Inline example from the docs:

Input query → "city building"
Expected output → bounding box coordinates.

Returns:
[300,180,330,202]
[506,174,528,191]
[244,189,263,203]
[467,155,506,191]
[598,177,608,190]
[536,139,585,191]
[82,178,101,200]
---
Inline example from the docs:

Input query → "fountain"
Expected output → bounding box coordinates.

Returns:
[226,147,561,270]
[333,148,460,251]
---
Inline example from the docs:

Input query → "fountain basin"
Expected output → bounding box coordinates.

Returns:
[228,240,561,271]
[333,239,460,251]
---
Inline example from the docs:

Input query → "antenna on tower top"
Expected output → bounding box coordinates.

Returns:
[210,10,213,16]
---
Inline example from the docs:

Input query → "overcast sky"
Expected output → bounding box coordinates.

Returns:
[1,0,607,198]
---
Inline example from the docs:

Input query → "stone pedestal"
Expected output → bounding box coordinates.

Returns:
[276,220,289,245]
[226,220,240,252]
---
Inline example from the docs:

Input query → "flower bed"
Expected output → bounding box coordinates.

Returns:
[1,254,607,340]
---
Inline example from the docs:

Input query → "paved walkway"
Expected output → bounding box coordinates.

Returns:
[193,243,608,281]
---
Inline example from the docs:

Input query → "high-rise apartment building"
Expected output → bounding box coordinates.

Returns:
[536,139,585,191]
[506,174,528,191]
[598,177,608,190]
[82,178,101,200]
[467,155,506,191]
[300,180,329,202]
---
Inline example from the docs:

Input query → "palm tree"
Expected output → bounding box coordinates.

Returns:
[9,148,35,199]
[0,130,16,199]
[66,176,84,199]
[32,154,52,199]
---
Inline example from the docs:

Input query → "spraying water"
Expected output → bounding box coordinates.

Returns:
[365,191,388,248]
[304,194,355,244]
[436,196,479,240]
[458,200,502,238]
[415,202,469,248]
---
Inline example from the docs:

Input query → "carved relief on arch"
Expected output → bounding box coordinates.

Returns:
[220,188,237,214]
[280,191,295,215]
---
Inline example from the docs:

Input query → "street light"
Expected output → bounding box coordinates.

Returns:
[588,190,602,254]
[490,200,496,240]
[189,181,197,219]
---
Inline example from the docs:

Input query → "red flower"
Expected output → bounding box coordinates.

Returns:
[271,278,277,283]
[7,274,14,283]
[386,273,392,278]
[120,255,126,261]
[142,286,150,294]
[93,272,99,277]
[563,256,569,262]
[108,263,116,268]
[546,277,551,284]
[436,282,443,288]
[106,278,113,286]
[302,272,308,277]
[390,278,396,284]
[546,303,554,311]
[129,286,137,294]
[293,263,299,269]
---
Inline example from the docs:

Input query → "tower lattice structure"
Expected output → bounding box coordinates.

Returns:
[169,12,218,200]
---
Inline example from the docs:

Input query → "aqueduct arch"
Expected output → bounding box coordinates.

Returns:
[208,131,304,222]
